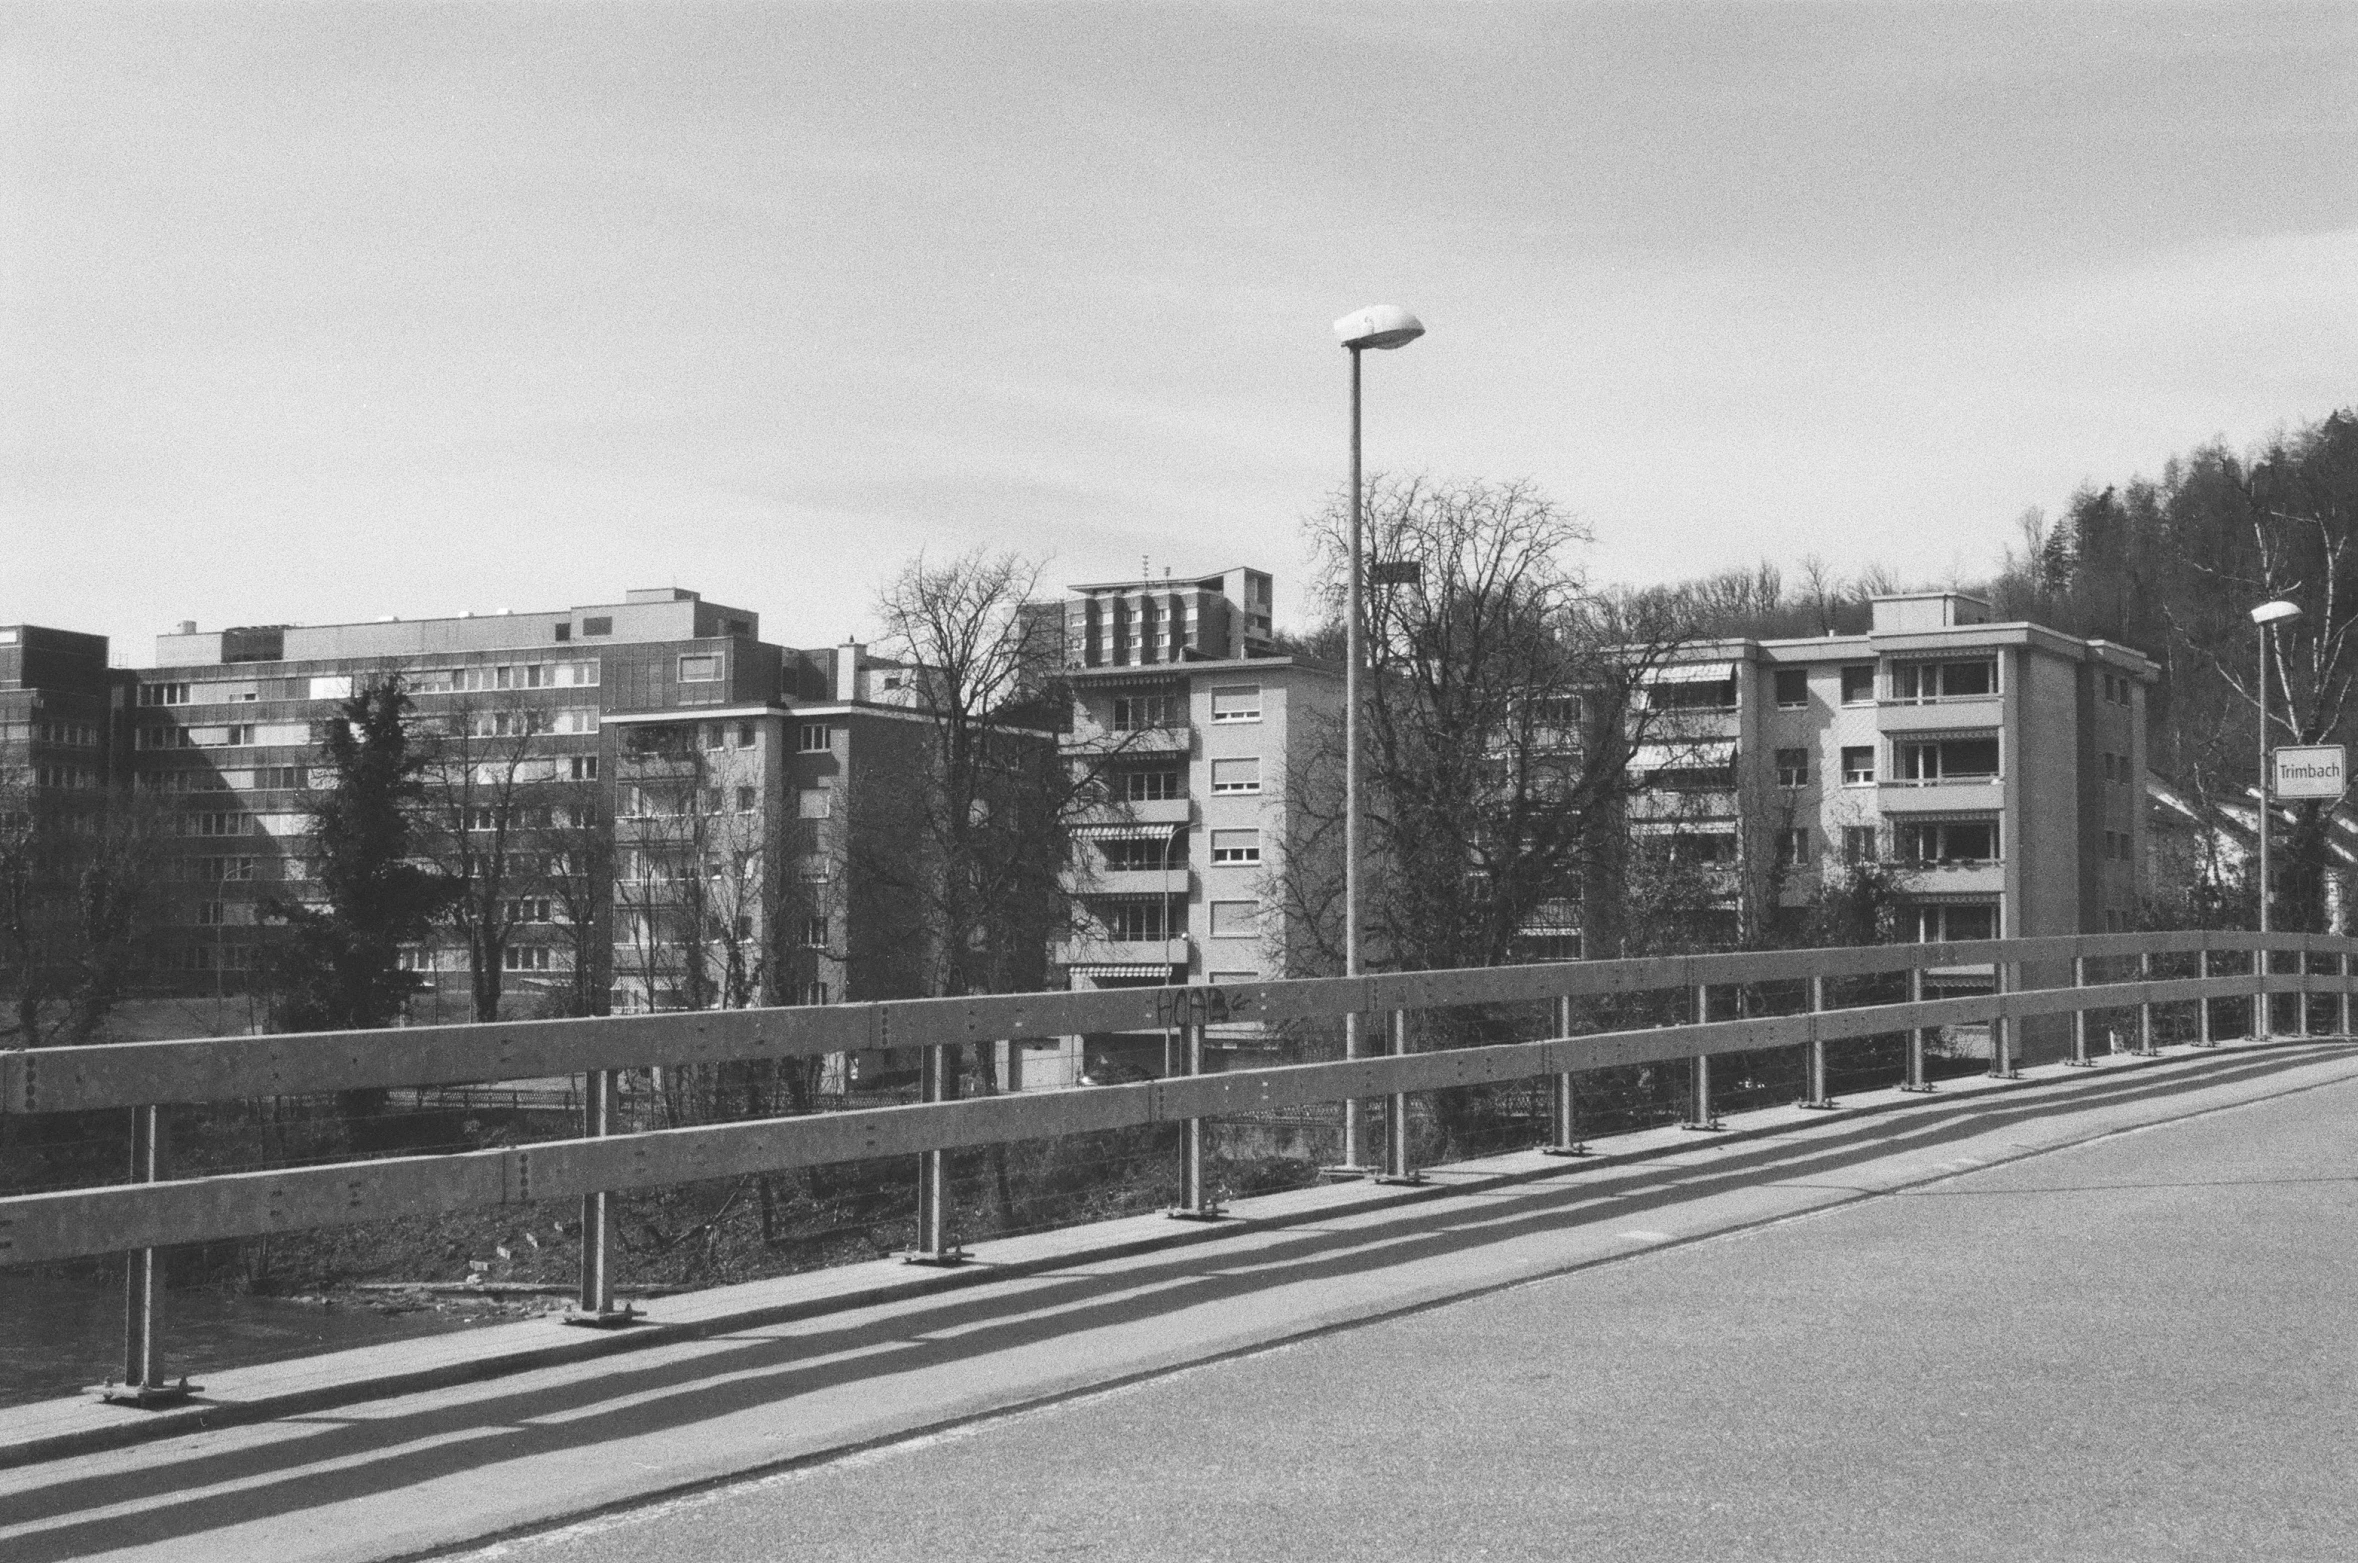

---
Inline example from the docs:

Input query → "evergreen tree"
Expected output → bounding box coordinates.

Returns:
[265,678,447,1035]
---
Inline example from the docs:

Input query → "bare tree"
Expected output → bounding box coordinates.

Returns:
[416,700,546,1021]
[1277,476,1700,977]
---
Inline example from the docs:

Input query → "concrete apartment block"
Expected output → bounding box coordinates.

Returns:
[1641,591,2155,1057]
[1039,567,1339,1089]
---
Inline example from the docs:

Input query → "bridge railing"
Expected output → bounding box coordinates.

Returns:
[2,928,2350,1404]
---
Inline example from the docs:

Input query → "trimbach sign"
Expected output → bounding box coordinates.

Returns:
[2273,745,2349,800]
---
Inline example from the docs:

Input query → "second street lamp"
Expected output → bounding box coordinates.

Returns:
[1331,303,1423,1175]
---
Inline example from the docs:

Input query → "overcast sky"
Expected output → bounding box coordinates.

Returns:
[5,2,2355,660]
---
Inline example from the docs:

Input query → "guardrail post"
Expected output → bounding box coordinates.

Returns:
[2194,949,2214,1047]
[1167,1016,1222,1220]
[2296,948,2312,1037]
[565,1068,636,1327]
[1987,961,2018,1080]
[1683,984,1722,1131]
[1901,964,1932,1092]
[1377,1008,1420,1183]
[1800,974,1835,1108]
[2065,956,2094,1066]
[2329,947,2348,1046]
[100,1105,195,1406]
[1326,1011,1371,1179]
[1542,994,1586,1156]
[902,1045,965,1266]
[2135,952,2158,1055]
[2255,945,2271,1043]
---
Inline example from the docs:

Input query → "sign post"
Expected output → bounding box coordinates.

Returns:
[2273,745,2349,802]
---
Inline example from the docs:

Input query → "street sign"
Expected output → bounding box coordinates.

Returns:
[2272,745,2348,800]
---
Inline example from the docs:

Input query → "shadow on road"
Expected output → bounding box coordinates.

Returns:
[3,1043,2349,1560]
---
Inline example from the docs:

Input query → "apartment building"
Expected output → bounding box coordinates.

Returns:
[1033,567,1339,1088]
[0,625,120,799]
[1633,591,2154,1046]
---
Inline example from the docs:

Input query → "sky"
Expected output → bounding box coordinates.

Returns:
[4,2,2356,661]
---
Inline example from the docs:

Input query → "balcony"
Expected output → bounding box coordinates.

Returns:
[1077,867,1194,897]
[1878,697,2003,734]
[1878,776,2004,811]
[1076,796,1192,827]
[1065,724,1192,757]
[1052,937,1190,969]
[1896,859,2005,895]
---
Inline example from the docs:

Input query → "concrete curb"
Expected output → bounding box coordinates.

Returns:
[0,1036,2329,1471]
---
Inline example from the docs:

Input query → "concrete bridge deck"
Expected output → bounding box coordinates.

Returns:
[3,1038,2354,1562]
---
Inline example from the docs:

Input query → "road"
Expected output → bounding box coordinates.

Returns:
[4,1043,2353,1563]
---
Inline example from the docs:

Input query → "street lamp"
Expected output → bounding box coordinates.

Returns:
[2250,599,2302,938]
[1332,303,1423,1173]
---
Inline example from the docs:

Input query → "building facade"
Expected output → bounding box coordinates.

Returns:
[1633,591,2156,967]
[1034,567,1340,1087]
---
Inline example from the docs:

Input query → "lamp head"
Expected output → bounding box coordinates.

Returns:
[2250,600,2304,627]
[1334,304,1425,351]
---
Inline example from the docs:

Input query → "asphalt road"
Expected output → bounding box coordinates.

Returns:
[462,1065,2358,1563]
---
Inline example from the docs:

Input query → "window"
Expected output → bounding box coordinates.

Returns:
[1112,695,1178,731]
[798,855,833,883]
[1840,665,1876,705]
[1211,829,1261,865]
[1774,669,1809,709]
[1119,769,1183,802]
[798,785,833,819]
[1841,746,1876,785]
[196,856,258,882]
[700,787,724,814]
[679,654,723,683]
[801,916,830,948]
[549,708,598,735]
[736,785,757,813]
[798,723,832,753]
[1102,835,1184,871]
[187,812,250,837]
[1890,659,1996,702]
[1102,901,1179,941]
[553,623,572,642]
[506,899,553,923]
[581,616,612,636]
[1896,819,1999,863]
[215,724,253,747]
[1207,900,1259,938]
[308,675,353,701]
[1650,678,1737,711]
[504,946,554,971]
[1210,686,1262,723]
[1210,758,1261,794]
[1775,828,1811,868]
[796,981,831,1006]
[569,755,599,781]
[1775,748,1809,788]
[141,683,191,706]
[250,765,307,790]
[196,900,225,926]
[1896,737,2000,782]
[1916,903,1997,942]
[137,726,192,750]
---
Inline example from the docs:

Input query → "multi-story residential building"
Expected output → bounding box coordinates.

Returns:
[1632,591,2155,1051]
[112,589,956,1027]
[1035,567,1339,1088]
[0,625,120,799]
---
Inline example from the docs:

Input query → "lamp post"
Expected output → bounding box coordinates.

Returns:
[2251,598,2301,1040]
[1331,303,1423,1173]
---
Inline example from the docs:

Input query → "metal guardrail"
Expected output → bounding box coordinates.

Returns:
[2,928,2351,1404]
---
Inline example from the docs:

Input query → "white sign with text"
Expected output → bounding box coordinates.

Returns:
[2273,745,2348,800]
